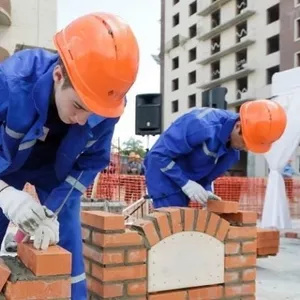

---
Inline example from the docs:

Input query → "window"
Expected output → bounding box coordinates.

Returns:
[236,0,247,15]
[189,24,197,38]
[211,10,220,29]
[172,57,179,70]
[266,65,279,84]
[188,94,196,108]
[188,70,196,84]
[295,52,300,67]
[295,18,300,41]
[266,35,279,54]
[172,13,179,27]
[267,4,279,24]
[236,77,248,100]
[236,49,247,71]
[172,100,179,112]
[211,61,220,80]
[188,47,197,62]
[236,22,247,43]
[172,35,180,48]
[173,0,179,5]
[172,78,179,91]
[211,35,221,54]
[189,1,197,16]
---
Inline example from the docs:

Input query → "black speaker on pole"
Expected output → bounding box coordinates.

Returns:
[135,93,162,136]
[202,87,228,109]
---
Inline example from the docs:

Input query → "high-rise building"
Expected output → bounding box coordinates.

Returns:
[160,0,299,176]
[0,0,57,61]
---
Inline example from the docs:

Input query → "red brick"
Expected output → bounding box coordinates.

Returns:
[87,276,123,298]
[127,281,147,296]
[92,264,146,282]
[92,230,144,248]
[215,218,230,241]
[225,255,256,269]
[257,228,279,239]
[205,213,220,236]
[227,226,257,240]
[207,200,239,214]
[132,219,160,247]
[243,268,256,281]
[81,210,125,231]
[181,208,196,231]
[4,278,71,299]
[225,242,240,255]
[221,211,257,224]
[148,290,187,300]
[242,241,257,253]
[257,238,279,248]
[225,271,240,283]
[17,243,71,276]
[195,209,208,232]
[225,283,255,297]
[257,247,279,256]
[285,232,298,238]
[156,207,183,233]
[0,258,11,291]
[150,212,172,239]
[188,285,223,299]
[127,249,147,263]
[83,244,124,264]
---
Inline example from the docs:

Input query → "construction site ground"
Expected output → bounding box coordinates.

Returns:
[1,224,300,299]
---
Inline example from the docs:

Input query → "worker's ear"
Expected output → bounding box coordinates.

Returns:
[53,65,63,83]
[234,121,242,136]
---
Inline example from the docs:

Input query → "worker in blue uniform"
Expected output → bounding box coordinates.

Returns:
[0,12,139,299]
[144,100,287,208]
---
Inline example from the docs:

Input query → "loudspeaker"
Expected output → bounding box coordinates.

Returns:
[135,93,162,136]
[202,87,228,109]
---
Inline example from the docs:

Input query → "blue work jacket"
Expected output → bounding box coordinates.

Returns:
[0,48,119,212]
[144,107,240,199]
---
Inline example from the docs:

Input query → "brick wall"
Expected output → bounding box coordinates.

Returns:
[0,243,71,299]
[82,200,258,299]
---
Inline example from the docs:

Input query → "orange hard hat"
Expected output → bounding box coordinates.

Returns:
[240,99,287,153]
[53,12,139,118]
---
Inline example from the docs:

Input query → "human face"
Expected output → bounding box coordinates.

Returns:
[230,121,247,151]
[52,65,92,125]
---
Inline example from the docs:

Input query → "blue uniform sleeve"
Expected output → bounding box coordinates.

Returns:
[43,120,117,213]
[148,109,217,188]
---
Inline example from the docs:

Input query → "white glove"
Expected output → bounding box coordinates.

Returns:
[33,207,59,250]
[182,180,208,205]
[207,191,222,201]
[0,186,47,235]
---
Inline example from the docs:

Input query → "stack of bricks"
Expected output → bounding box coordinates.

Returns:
[257,228,280,257]
[82,200,258,299]
[0,243,71,299]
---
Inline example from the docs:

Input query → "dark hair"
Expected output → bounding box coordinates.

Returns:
[57,57,73,89]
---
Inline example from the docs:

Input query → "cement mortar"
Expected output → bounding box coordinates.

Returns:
[1,255,35,282]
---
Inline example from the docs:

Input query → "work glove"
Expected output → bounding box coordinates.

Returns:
[207,191,222,201]
[182,180,208,205]
[0,186,47,235]
[33,207,59,250]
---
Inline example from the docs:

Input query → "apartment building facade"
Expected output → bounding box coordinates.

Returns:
[160,0,300,176]
[0,0,57,62]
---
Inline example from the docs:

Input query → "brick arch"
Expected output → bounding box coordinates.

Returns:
[81,201,258,299]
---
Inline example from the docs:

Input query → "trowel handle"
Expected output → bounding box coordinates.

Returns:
[15,229,27,243]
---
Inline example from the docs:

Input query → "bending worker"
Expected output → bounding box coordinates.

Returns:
[0,12,139,299]
[144,100,286,208]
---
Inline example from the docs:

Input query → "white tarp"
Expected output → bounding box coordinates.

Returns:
[261,67,300,229]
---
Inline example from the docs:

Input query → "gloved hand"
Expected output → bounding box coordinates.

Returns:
[0,186,47,235]
[33,207,59,250]
[207,191,222,201]
[182,180,208,205]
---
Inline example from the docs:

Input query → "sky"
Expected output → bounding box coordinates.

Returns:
[57,0,161,149]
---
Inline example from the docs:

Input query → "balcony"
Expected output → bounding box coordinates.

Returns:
[197,67,254,90]
[198,37,255,65]
[198,0,232,17]
[0,0,11,26]
[198,7,256,41]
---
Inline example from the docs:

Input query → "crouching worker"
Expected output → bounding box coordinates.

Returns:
[0,12,139,299]
[144,100,286,208]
